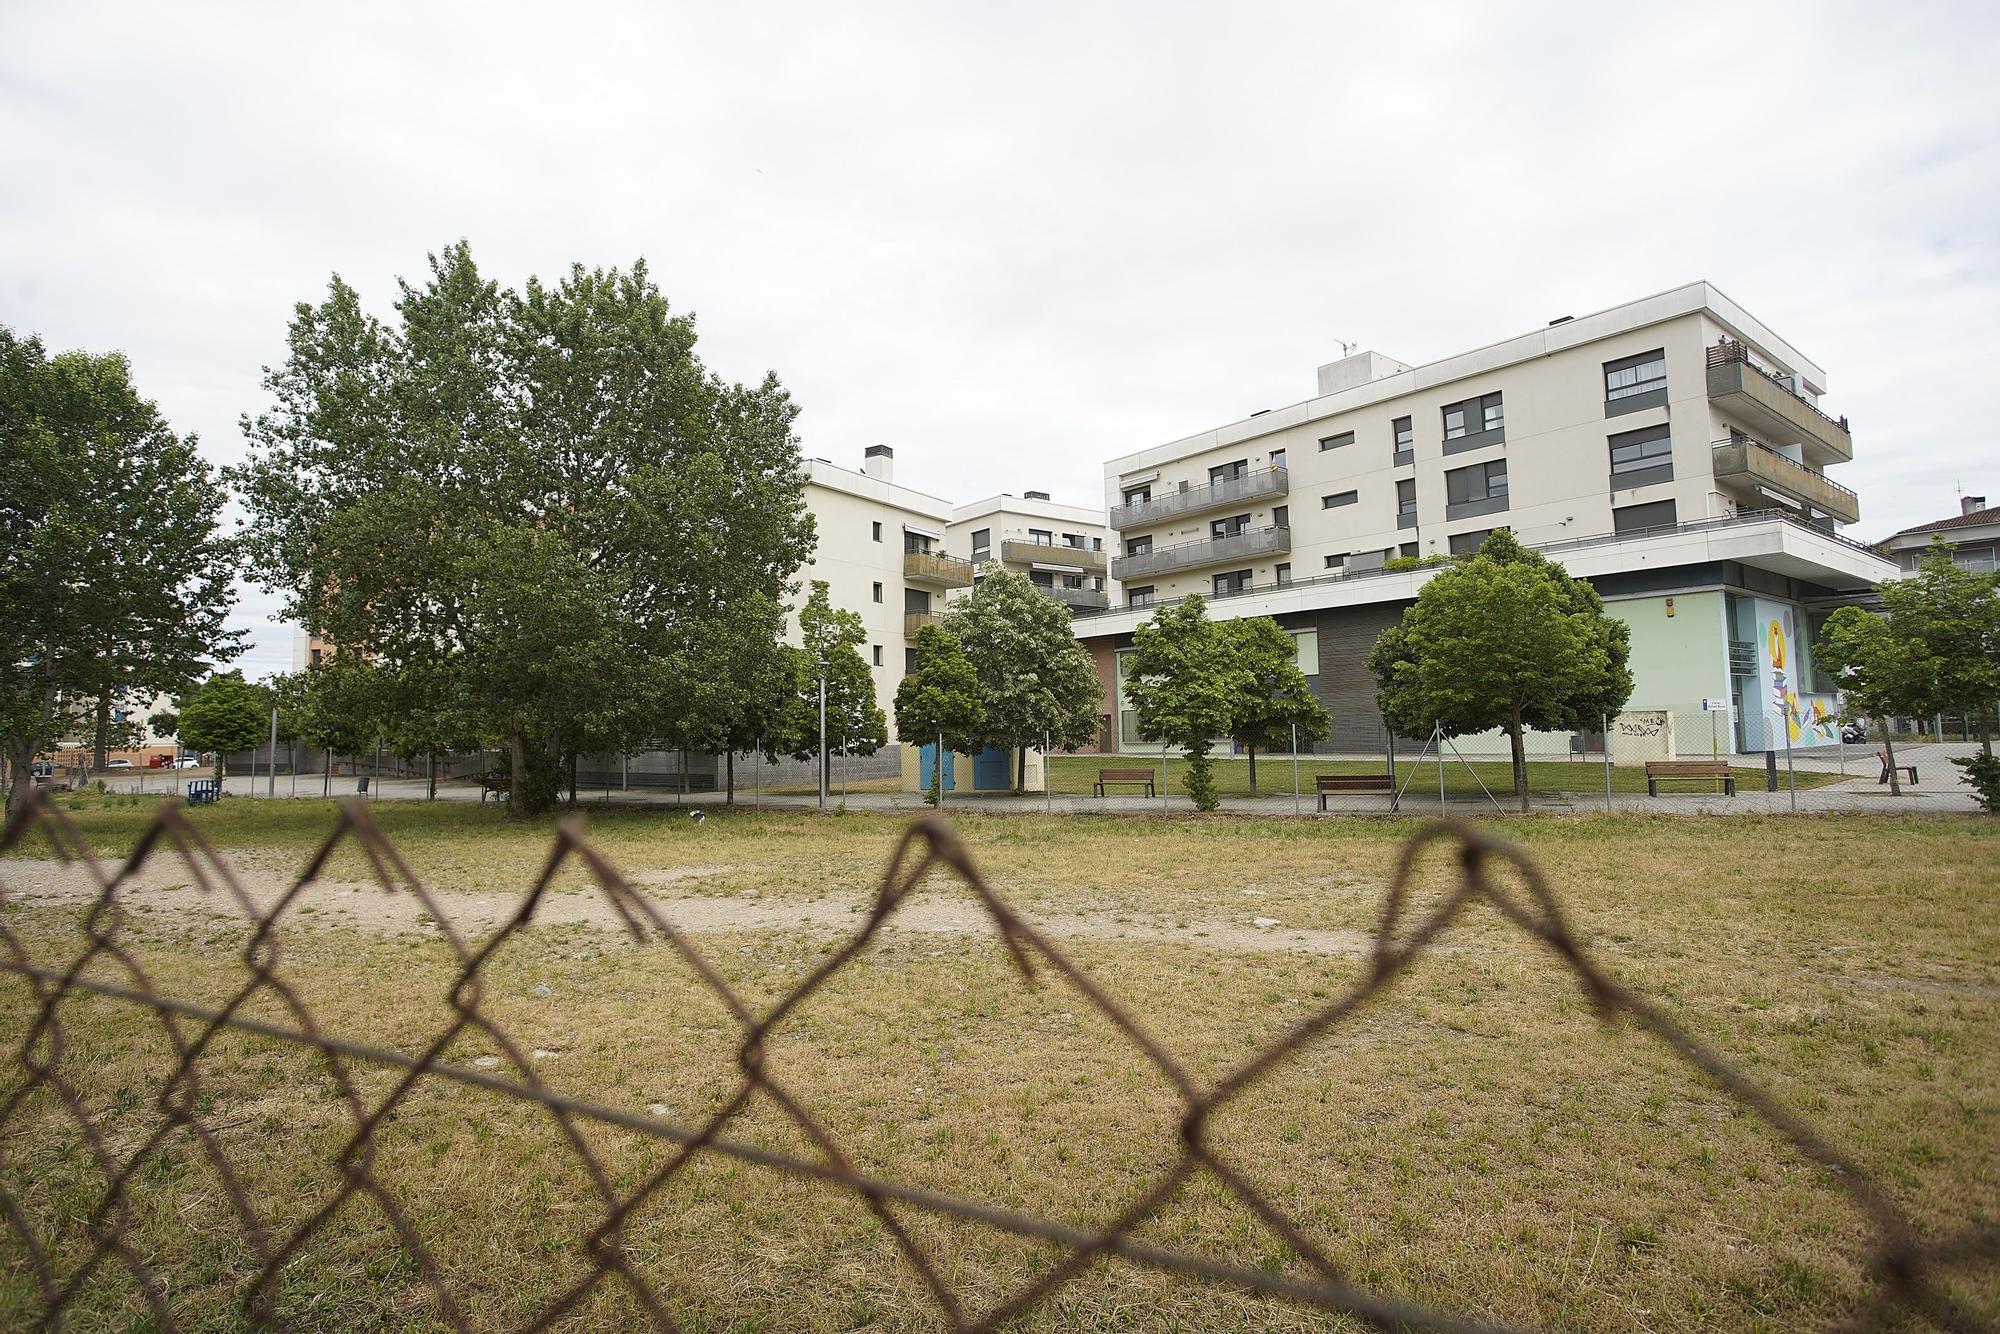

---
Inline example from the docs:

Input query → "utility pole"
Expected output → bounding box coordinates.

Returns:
[817,662,828,811]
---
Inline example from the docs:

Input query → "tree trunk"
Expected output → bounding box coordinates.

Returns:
[428,753,437,802]
[1508,710,1530,813]
[92,694,111,772]
[1016,744,1026,794]
[1878,717,1902,797]
[508,717,528,818]
[1247,746,1258,798]
[323,747,332,797]
[5,734,36,820]
[726,750,735,805]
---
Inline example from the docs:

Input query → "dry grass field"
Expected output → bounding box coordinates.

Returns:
[1,797,1995,1331]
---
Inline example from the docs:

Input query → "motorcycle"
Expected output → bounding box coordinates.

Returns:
[1839,720,1868,744]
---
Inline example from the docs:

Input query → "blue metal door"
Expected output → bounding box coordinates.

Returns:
[972,746,1011,791]
[918,744,955,792]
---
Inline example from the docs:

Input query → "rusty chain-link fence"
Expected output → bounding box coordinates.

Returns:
[0,790,1993,1331]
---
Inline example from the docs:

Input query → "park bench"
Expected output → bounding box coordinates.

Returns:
[1875,753,1919,786]
[185,778,220,806]
[1093,767,1157,797]
[479,770,512,803]
[1316,773,1395,810]
[1644,760,1734,796]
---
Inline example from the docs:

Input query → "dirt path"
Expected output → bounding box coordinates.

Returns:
[0,857,1374,958]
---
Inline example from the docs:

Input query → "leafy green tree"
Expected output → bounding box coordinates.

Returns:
[149,710,180,742]
[676,593,794,802]
[1368,529,1633,811]
[894,624,985,804]
[1816,542,2000,799]
[177,672,271,779]
[1122,596,1243,810]
[779,582,886,784]
[1,326,240,814]
[941,569,1104,790]
[1221,617,1329,796]
[287,657,388,796]
[230,245,813,815]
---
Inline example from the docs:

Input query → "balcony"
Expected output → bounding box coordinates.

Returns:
[1039,584,1109,612]
[1110,525,1291,581]
[1000,538,1107,575]
[903,550,974,588]
[1705,340,1853,464]
[904,610,939,637]
[1109,466,1288,529]
[1711,438,1860,525]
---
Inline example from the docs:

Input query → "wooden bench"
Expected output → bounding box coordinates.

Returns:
[1316,773,1395,810]
[186,778,221,806]
[1876,755,1919,786]
[1645,760,1734,796]
[479,770,512,803]
[1093,767,1157,797]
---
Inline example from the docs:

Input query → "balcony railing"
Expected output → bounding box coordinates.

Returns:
[1076,508,1887,621]
[1110,524,1291,581]
[904,610,939,637]
[1705,339,1853,463]
[1038,584,1109,611]
[903,550,974,588]
[1710,437,1860,525]
[1109,466,1288,530]
[1000,538,1107,574]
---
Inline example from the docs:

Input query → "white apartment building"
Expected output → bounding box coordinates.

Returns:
[947,492,1111,613]
[1079,282,1896,756]
[800,446,972,740]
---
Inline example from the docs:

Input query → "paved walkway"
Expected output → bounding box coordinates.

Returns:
[104,758,1986,817]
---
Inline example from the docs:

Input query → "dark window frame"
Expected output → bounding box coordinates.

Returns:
[1608,423,1674,488]
[1322,490,1359,509]
[1319,430,1355,452]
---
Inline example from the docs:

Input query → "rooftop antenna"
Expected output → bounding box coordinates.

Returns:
[1335,339,1357,358]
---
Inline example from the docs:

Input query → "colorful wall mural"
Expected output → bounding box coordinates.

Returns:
[1755,600,1840,749]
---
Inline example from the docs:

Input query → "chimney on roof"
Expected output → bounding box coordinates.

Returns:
[1966,495,1988,516]
[862,445,893,484]
[1024,490,1050,501]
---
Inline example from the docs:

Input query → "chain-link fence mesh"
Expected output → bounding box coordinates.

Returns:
[0,790,1992,1330]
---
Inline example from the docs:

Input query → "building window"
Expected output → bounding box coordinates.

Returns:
[872,521,882,542]
[1442,393,1504,449]
[1029,571,1055,588]
[1393,416,1413,453]
[1319,431,1354,451]
[1125,535,1152,557]
[1396,479,1416,515]
[905,646,917,674]
[1062,532,1085,547]
[1449,528,1493,556]
[872,645,883,667]
[1213,569,1253,595]
[872,581,883,603]
[1445,459,1508,519]
[1028,527,1052,545]
[1604,349,1667,404]
[1613,499,1678,535]
[969,528,990,559]
[1608,424,1673,486]
[1211,513,1251,538]
[1209,459,1248,484]
[1275,562,1292,586]
[1322,490,1358,509]
[1324,553,1345,570]
[1127,585,1155,608]
[1092,536,1103,550]
[1272,505,1288,528]
[1399,542,1419,558]
[1122,484,1151,507]
[1269,448,1286,470]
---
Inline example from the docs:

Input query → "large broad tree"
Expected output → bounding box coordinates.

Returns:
[0,326,241,815]
[1817,541,2000,799]
[1122,595,1245,811]
[893,623,985,804]
[1368,529,1633,811]
[231,245,814,815]
[941,569,1103,790]
[177,672,271,780]
[1221,617,1329,796]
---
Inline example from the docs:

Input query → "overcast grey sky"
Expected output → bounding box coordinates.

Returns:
[5,1,1997,678]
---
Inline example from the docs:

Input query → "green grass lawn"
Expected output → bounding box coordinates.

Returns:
[1,797,1992,1330]
[1047,753,1843,798]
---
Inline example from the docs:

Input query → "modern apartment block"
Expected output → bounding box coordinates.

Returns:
[800,446,972,740]
[947,493,1110,613]
[1081,282,1897,756]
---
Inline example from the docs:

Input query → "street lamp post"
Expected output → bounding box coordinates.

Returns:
[817,661,828,811]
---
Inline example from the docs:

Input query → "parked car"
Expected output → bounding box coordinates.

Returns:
[172,757,203,769]
[105,759,133,770]
[30,760,54,778]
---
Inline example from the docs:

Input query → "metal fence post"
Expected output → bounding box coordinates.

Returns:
[1162,743,1170,817]
[1436,721,1445,817]
[1603,713,1613,814]
[1291,722,1300,817]
[268,707,279,799]
[1044,730,1052,815]
[1784,715,1797,814]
